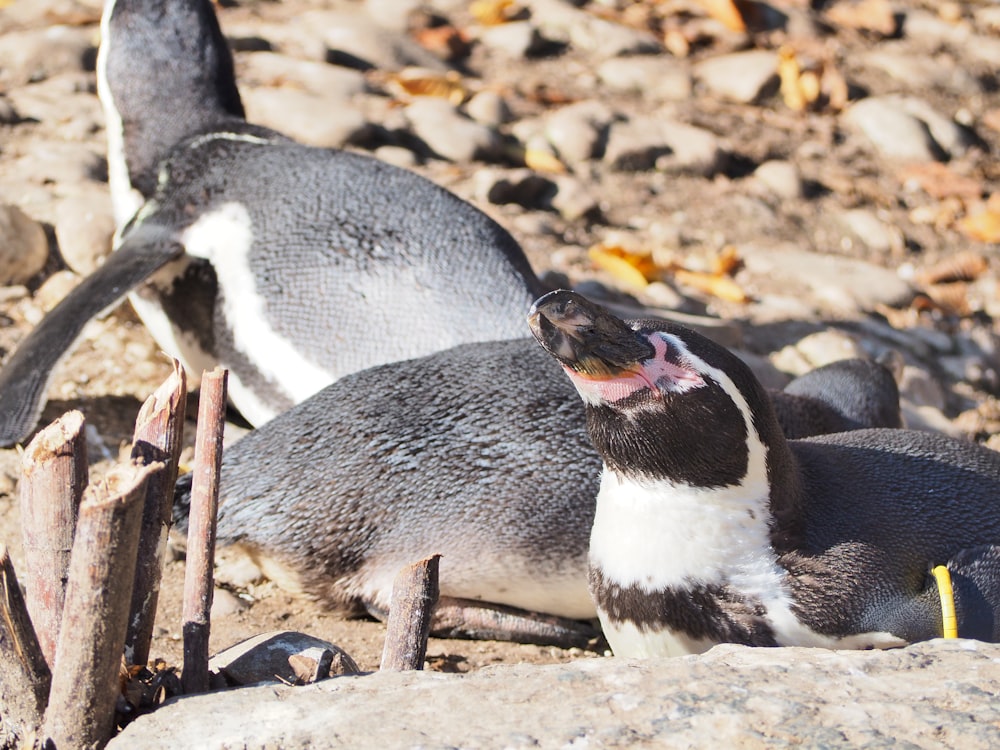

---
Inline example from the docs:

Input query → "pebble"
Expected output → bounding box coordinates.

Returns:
[862,47,981,97]
[740,244,914,314]
[838,208,902,254]
[404,98,502,162]
[208,631,360,687]
[550,175,600,221]
[241,88,372,148]
[54,190,116,275]
[530,0,661,58]
[543,100,616,164]
[476,21,553,59]
[34,270,80,315]
[236,51,368,100]
[0,204,49,285]
[752,160,804,200]
[842,97,944,162]
[693,50,779,104]
[374,145,419,169]
[894,96,976,158]
[464,90,512,127]
[604,116,725,177]
[310,10,446,71]
[211,588,249,619]
[771,330,867,376]
[597,57,692,102]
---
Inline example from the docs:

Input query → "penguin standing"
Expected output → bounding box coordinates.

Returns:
[528,290,1000,657]
[173,329,905,647]
[0,0,544,446]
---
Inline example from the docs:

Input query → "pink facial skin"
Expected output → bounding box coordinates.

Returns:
[563,333,706,404]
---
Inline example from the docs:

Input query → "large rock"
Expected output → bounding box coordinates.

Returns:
[110,640,1000,748]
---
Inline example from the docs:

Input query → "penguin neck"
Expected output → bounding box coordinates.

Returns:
[98,0,246,226]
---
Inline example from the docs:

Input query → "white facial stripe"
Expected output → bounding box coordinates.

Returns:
[185,131,276,150]
[97,0,145,228]
[181,202,333,418]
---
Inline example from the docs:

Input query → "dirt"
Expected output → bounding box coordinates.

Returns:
[2,0,1000,680]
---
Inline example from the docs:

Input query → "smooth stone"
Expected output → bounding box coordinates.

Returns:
[771,330,867,376]
[740,243,914,314]
[110,641,1000,749]
[5,140,105,191]
[530,0,661,58]
[604,116,725,176]
[901,9,970,46]
[477,21,552,59]
[0,205,49,285]
[843,97,942,162]
[241,88,372,148]
[363,0,424,33]
[309,10,446,71]
[550,175,600,221]
[897,364,947,411]
[464,90,512,127]
[544,100,616,164]
[7,72,105,136]
[597,56,692,102]
[210,588,249,619]
[838,208,901,254]
[54,190,115,275]
[753,160,804,200]
[236,52,367,99]
[0,25,95,86]
[374,145,419,169]
[404,98,502,162]
[894,96,976,158]
[862,47,980,97]
[693,50,780,104]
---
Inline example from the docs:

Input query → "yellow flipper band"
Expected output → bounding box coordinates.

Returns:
[931,565,958,639]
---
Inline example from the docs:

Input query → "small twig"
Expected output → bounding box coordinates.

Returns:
[0,544,52,744]
[181,368,228,695]
[126,361,187,667]
[379,555,441,672]
[43,461,161,750]
[18,410,88,667]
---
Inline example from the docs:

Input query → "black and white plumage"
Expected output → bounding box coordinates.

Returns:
[0,0,543,446]
[528,290,1000,657]
[172,329,905,646]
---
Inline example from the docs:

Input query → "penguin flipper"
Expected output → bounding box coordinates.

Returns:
[0,230,184,447]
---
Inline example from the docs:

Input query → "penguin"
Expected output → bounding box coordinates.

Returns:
[172,329,904,648]
[0,0,544,447]
[528,289,1000,657]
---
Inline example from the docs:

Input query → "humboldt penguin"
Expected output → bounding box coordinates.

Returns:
[528,289,1000,656]
[0,0,543,446]
[173,328,904,647]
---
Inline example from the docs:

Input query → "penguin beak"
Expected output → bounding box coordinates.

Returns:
[527,290,656,379]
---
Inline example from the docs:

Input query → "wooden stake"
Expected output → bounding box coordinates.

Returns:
[181,368,227,695]
[126,361,187,668]
[18,410,88,667]
[0,544,52,744]
[43,461,161,750]
[379,555,440,672]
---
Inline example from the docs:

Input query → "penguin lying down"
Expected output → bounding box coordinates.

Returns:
[529,290,1000,656]
[174,316,902,649]
[0,0,542,447]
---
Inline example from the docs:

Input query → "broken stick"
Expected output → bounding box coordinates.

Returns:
[126,360,187,668]
[0,544,51,744]
[379,555,441,672]
[18,410,88,666]
[43,461,162,750]
[181,367,228,695]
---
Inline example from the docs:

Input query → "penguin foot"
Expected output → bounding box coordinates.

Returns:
[945,545,1000,641]
[428,597,606,652]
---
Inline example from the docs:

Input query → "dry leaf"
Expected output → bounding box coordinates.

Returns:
[385,69,467,104]
[825,0,897,36]
[923,282,972,316]
[588,245,656,290]
[697,0,747,32]
[412,26,471,61]
[673,268,749,303]
[524,148,566,174]
[917,250,988,285]
[778,47,816,112]
[958,199,1000,243]
[471,0,521,26]
[898,163,983,201]
[711,245,743,276]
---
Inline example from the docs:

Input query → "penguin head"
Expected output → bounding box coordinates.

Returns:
[98,0,245,209]
[528,290,786,491]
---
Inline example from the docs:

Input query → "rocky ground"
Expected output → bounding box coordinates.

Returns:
[2,0,1000,744]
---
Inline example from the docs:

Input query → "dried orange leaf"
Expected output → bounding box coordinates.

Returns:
[697,0,747,32]
[917,250,988,285]
[412,26,471,61]
[958,205,1000,243]
[778,47,811,112]
[524,148,566,174]
[386,69,467,104]
[673,269,749,303]
[923,282,972,316]
[588,245,654,290]
[711,245,743,276]
[471,0,519,26]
